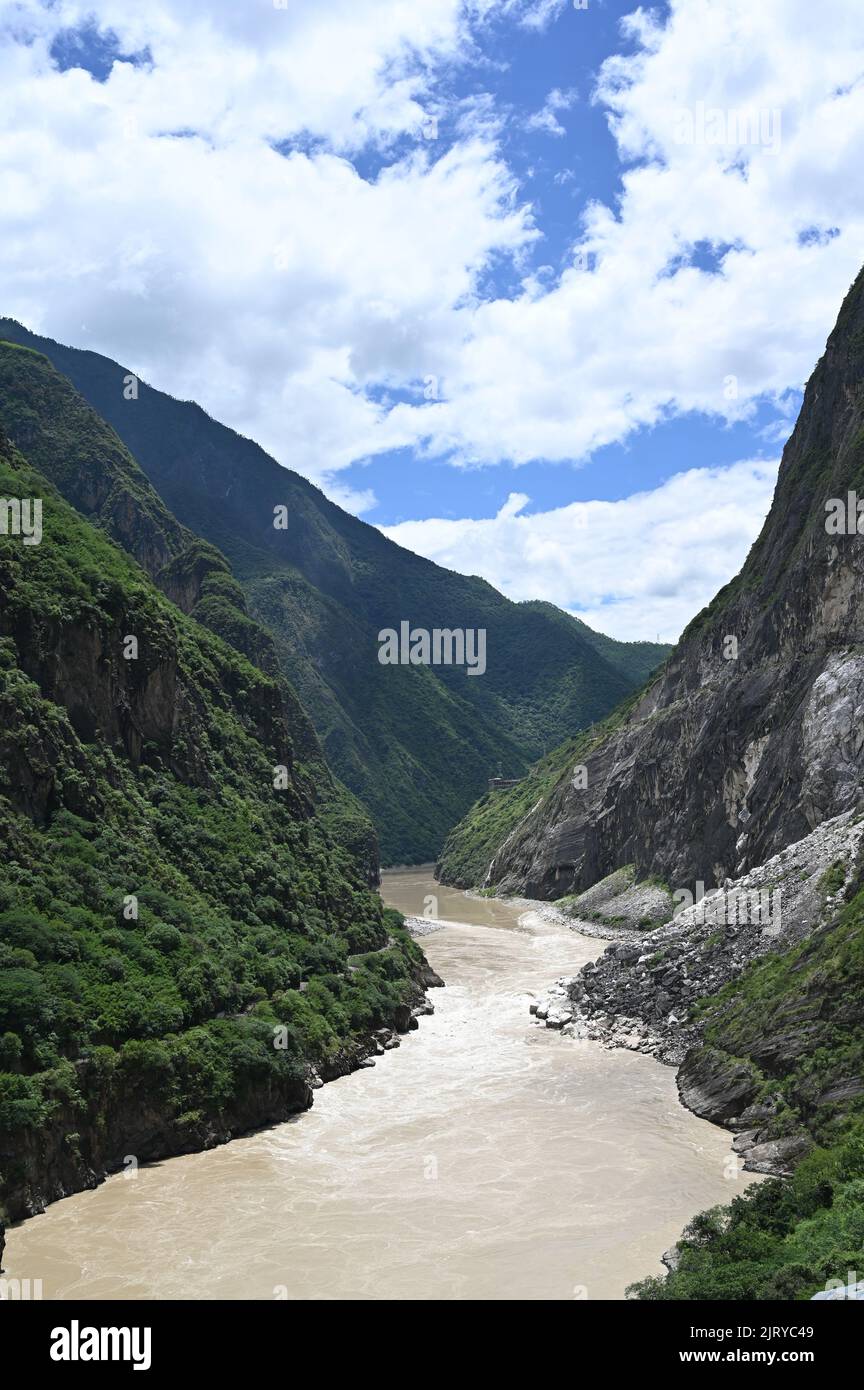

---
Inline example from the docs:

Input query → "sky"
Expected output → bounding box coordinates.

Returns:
[1,0,863,640]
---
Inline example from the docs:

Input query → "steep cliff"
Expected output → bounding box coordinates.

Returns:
[497,267,864,1301]
[440,267,864,900]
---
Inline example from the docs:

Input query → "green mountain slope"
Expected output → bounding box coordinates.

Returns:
[0,340,378,877]
[0,420,432,1225]
[0,319,670,863]
[519,600,669,685]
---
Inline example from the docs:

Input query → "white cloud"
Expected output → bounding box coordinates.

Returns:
[0,0,475,150]
[524,86,579,137]
[379,0,864,469]
[0,0,860,518]
[380,458,780,641]
[509,0,570,33]
[0,1,535,486]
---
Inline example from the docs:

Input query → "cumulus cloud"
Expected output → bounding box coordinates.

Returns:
[381,0,864,468]
[1,0,860,497]
[0,0,475,149]
[381,458,780,641]
[0,0,858,662]
[0,0,534,484]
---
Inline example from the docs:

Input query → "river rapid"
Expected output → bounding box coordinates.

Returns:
[5,869,753,1300]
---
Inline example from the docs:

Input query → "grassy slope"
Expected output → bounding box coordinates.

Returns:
[0,319,666,863]
[436,735,589,888]
[0,430,425,1220]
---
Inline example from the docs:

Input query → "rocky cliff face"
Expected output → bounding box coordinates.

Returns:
[467,267,864,902]
[514,266,864,1209]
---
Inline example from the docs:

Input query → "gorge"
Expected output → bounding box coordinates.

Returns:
[4,870,753,1301]
[2,267,864,1303]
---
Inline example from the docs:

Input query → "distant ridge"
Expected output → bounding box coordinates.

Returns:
[0,318,670,861]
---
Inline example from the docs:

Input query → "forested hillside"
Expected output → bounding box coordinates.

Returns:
[0,381,432,1224]
[0,319,669,863]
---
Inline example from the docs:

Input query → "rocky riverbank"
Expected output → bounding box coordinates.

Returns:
[528,810,864,1176]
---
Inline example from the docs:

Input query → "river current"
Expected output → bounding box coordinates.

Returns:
[6,868,753,1299]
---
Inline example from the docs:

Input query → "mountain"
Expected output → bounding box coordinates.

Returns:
[520,600,669,684]
[441,266,864,1301]
[438,266,864,898]
[0,352,438,1226]
[0,339,381,875]
[0,319,670,864]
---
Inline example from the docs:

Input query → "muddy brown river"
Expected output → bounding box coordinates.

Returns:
[5,869,753,1300]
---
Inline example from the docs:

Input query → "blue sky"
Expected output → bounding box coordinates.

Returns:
[338,0,785,527]
[1,0,862,638]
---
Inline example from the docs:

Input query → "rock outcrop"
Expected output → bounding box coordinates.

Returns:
[451,267,864,901]
[532,809,864,1172]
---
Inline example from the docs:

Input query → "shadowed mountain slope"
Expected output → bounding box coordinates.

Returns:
[0,319,669,862]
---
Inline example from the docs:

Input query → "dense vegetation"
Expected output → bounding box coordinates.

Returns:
[631,1124,864,1300]
[0,318,669,862]
[0,427,426,1221]
[0,341,377,872]
[520,600,668,686]
[631,880,864,1299]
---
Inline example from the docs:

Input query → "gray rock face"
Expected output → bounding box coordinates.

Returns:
[548,810,862,1060]
[530,811,864,1170]
[481,269,864,902]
